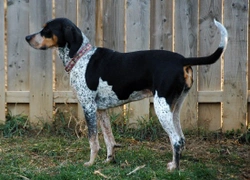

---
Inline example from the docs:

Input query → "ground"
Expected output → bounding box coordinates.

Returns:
[0,113,249,179]
[0,131,249,180]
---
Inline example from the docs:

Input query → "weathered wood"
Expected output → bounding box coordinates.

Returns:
[6,91,29,103]
[125,0,150,125]
[198,0,222,91]
[103,0,125,51]
[7,0,30,116]
[78,0,97,45]
[2,0,249,131]
[54,0,77,91]
[175,0,198,129]
[53,0,82,121]
[54,91,78,103]
[77,0,97,121]
[198,0,222,131]
[198,104,221,131]
[103,0,125,117]
[150,0,173,51]
[29,0,53,124]
[223,0,248,131]
[0,0,5,122]
[198,91,223,103]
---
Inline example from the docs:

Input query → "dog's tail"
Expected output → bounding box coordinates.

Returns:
[182,19,228,66]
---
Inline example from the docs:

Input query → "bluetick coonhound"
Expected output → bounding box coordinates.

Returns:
[25,18,228,171]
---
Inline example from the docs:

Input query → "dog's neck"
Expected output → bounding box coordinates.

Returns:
[57,32,91,67]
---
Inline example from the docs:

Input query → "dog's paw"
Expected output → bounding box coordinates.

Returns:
[103,156,116,164]
[167,161,177,171]
[84,161,94,167]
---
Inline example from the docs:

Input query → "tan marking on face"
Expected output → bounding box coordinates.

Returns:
[40,34,58,48]
[183,66,193,88]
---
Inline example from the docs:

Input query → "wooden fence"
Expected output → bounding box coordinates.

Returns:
[0,0,249,131]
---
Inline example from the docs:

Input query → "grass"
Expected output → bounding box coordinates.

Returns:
[0,112,249,179]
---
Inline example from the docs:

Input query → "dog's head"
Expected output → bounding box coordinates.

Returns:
[25,18,83,58]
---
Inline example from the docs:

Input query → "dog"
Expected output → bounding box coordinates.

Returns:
[25,18,228,171]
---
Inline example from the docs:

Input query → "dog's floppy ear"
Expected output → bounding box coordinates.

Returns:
[63,24,83,58]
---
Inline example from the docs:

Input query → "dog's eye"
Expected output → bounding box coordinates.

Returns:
[43,27,51,33]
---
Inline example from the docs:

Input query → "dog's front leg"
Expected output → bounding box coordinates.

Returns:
[97,110,117,163]
[83,105,100,166]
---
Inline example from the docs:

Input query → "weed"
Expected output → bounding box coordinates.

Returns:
[0,112,29,137]
[110,113,166,141]
[238,128,250,144]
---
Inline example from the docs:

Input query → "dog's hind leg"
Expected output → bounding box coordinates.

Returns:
[170,90,189,169]
[154,91,184,171]
[97,109,117,163]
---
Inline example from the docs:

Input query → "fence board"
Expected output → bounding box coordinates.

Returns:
[78,0,96,45]
[175,0,198,129]
[198,0,222,131]
[223,0,248,131]
[0,0,5,122]
[53,0,79,120]
[77,0,97,120]
[29,0,53,124]
[125,0,150,124]
[7,0,30,115]
[103,0,125,117]
[150,0,173,51]
[103,0,124,51]
[54,0,77,91]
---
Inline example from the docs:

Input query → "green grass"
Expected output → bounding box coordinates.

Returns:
[1,134,249,179]
[0,112,249,179]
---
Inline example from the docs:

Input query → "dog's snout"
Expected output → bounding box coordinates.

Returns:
[25,35,32,42]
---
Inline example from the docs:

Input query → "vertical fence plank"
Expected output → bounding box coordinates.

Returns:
[174,0,198,129]
[198,0,222,131]
[54,0,78,119]
[103,0,124,51]
[103,0,125,118]
[77,0,97,121]
[150,0,173,51]
[78,0,96,45]
[150,0,173,117]
[223,0,248,131]
[0,0,5,122]
[54,0,77,91]
[29,0,53,124]
[125,0,150,125]
[7,0,29,115]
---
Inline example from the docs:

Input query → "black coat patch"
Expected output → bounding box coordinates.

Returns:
[85,48,185,104]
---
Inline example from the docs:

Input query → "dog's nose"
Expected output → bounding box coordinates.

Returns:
[25,35,32,42]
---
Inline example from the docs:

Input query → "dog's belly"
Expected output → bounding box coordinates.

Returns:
[96,79,152,109]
